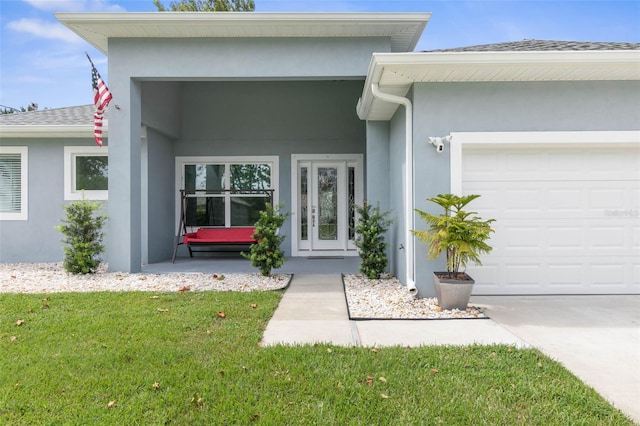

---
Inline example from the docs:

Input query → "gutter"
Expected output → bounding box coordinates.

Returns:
[370,83,418,296]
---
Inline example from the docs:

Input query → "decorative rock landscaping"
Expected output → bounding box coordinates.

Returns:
[343,274,487,320]
[0,263,291,293]
[0,264,486,319]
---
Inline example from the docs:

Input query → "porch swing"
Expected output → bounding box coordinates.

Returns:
[171,189,274,262]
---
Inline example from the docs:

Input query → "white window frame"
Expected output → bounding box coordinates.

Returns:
[64,146,108,201]
[0,146,28,221]
[175,155,279,229]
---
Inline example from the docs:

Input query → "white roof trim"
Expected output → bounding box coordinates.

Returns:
[358,50,640,120]
[0,125,103,138]
[56,12,430,54]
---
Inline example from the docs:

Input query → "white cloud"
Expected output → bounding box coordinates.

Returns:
[7,19,84,44]
[23,0,86,11]
[22,0,124,12]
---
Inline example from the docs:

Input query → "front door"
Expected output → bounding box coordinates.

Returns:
[312,162,344,249]
[293,154,362,256]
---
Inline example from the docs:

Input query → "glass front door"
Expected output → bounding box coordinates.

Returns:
[312,163,344,249]
[296,157,360,254]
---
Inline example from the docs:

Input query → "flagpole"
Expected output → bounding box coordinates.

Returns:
[86,52,113,147]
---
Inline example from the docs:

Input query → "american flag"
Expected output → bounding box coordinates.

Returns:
[87,54,112,147]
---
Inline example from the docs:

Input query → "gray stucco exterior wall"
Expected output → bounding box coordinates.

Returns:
[108,37,389,80]
[0,138,105,263]
[411,80,640,296]
[142,82,181,139]
[145,128,176,263]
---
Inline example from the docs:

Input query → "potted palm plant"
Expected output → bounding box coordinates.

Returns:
[413,194,495,310]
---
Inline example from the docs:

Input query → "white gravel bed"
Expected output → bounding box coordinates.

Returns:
[343,274,487,319]
[0,263,291,293]
[1,264,485,320]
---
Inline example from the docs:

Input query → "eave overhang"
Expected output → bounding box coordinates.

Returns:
[357,50,640,121]
[55,12,431,54]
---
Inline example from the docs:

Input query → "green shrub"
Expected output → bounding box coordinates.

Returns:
[57,199,107,274]
[243,203,289,276]
[353,201,393,279]
[413,193,495,279]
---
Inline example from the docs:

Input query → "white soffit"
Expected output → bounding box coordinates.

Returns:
[55,12,431,54]
[358,50,640,120]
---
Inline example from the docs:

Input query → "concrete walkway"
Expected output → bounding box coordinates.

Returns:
[262,274,640,423]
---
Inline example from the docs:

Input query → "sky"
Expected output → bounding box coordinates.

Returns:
[0,0,638,111]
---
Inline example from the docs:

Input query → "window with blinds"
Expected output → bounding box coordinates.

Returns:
[0,147,27,220]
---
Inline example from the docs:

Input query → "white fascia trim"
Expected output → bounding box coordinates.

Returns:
[371,50,640,67]
[56,12,431,54]
[449,130,640,195]
[357,50,640,120]
[0,125,102,138]
[56,11,432,22]
[54,12,431,26]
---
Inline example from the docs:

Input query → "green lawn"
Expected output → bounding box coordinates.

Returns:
[0,291,632,425]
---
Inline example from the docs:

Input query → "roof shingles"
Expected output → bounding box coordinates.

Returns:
[427,39,640,52]
[0,105,99,127]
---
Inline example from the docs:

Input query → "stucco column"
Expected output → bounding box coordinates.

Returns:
[365,121,390,212]
[107,75,142,272]
[365,120,395,275]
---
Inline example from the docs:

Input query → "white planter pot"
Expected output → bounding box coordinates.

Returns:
[433,272,475,311]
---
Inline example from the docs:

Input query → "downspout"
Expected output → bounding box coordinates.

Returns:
[370,83,418,296]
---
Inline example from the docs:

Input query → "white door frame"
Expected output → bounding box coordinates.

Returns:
[291,153,363,257]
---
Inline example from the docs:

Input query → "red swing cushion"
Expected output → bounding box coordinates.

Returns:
[183,227,256,245]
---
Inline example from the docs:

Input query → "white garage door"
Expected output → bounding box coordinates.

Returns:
[462,145,640,295]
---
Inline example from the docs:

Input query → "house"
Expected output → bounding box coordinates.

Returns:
[1,12,638,296]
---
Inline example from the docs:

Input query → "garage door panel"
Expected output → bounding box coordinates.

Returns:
[548,189,582,210]
[589,263,626,286]
[547,264,584,286]
[590,188,625,210]
[505,264,541,285]
[589,150,640,178]
[502,226,544,251]
[505,152,541,173]
[589,226,626,249]
[547,226,583,249]
[462,145,639,295]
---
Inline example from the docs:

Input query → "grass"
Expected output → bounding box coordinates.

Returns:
[0,291,633,425]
